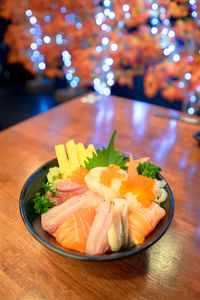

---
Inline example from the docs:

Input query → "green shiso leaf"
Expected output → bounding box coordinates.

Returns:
[84,130,128,171]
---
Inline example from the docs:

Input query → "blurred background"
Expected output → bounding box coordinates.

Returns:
[0,0,199,130]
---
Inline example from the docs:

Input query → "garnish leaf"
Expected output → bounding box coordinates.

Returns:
[84,130,128,171]
[34,182,57,214]
[136,162,162,179]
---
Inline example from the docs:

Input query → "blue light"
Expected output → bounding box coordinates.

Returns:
[106,71,114,80]
[69,67,76,73]
[160,7,166,13]
[104,9,110,16]
[30,55,37,62]
[102,37,109,46]
[73,76,80,83]
[43,35,51,44]
[188,107,195,115]
[44,15,51,23]
[118,21,124,28]
[94,78,100,85]
[173,54,180,62]
[30,42,37,50]
[109,12,115,19]
[101,24,107,31]
[178,81,185,88]
[106,26,111,33]
[60,7,67,14]
[105,57,113,65]
[30,16,37,25]
[162,28,168,35]
[185,72,192,80]
[107,79,114,86]
[122,4,130,12]
[103,0,111,7]
[110,43,118,51]
[104,0,111,7]
[196,85,200,92]
[152,3,158,10]
[64,61,72,67]
[168,30,175,38]
[192,11,198,18]
[151,27,158,35]
[66,72,73,80]
[38,54,45,62]
[29,28,36,35]
[36,38,43,46]
[188,55,194,62]
[25,9,32,17]
[76,22,82,30]
[125,12,131,19]
[168,44,175,52]
[151,18,158,25]
[70,80,78,88]
[38,62,46,70]
[104,87,111,96]
[56,34,63,45]
[95,12,105,20]
[102,64,110,72]
[62,51,71,59]
[190,95,196,103]
[163,48,170,56]
[164,19,170,25]
[96,46,102,53]
[33,50,40,58]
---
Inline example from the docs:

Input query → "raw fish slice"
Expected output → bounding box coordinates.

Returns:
[128,203,166,245]
[54,206,96,253]
[49,187,87,199]
[85,202,113,255]
[51,179,87,192]
[128,210,153,245]
[137,202,166,229]
[107,198,129,252]
[48,197,63,206]
[48,186,88,206]
[41,191,104,235]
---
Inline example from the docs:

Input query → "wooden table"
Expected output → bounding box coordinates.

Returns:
[0,93,200,300]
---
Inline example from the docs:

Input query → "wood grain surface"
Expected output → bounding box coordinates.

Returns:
[0,93,200,300]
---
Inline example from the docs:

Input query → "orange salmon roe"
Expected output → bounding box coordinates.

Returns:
[119,175,156,207]
[100,164,126,187]
[68,167,88,185]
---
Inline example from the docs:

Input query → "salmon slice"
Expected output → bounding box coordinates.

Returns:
[54,206,96,253]
[137,202,166,229]
[128,210,153,245]
[85,202,113,255]
[41,190,104,235]
[128,203,166,245]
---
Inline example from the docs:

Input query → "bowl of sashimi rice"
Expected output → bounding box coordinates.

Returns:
[20,130,174,261]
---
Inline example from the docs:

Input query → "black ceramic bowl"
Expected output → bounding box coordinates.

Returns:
[19,158,174,261]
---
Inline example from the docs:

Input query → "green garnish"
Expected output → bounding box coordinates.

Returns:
[34,182,57,214]
[137,162,162,179]
[84,130,128,171]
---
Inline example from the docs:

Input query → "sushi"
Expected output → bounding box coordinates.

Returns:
[35,132,168,255]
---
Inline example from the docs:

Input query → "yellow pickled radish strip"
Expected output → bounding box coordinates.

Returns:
[55,144,71,178]
[76,143,87,166]
[66,140,80,171]
[86,144,96,159]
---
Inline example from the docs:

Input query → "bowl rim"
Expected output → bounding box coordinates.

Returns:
[19,158,174,261]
